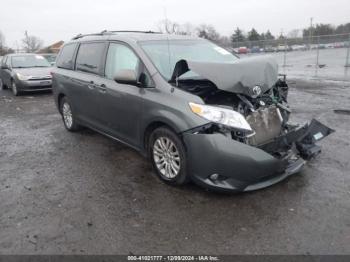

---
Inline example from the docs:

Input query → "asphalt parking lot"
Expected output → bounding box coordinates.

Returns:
[0,78,350,255]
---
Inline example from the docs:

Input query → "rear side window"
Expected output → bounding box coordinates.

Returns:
[56,44,77,69]
[75,42,105,75]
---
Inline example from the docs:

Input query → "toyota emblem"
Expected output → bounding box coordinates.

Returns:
[252,85,262,97]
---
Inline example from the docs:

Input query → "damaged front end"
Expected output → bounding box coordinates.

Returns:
[172,57,334,192]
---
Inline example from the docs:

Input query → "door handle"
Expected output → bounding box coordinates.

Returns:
[98,84,107,93]
[87,81,95,90]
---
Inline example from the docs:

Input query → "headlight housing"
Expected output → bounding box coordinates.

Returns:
[189,102,253,132]
[16,73,31,81]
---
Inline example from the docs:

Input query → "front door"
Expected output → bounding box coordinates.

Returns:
[2,56,12,87]
[98,42,148,148]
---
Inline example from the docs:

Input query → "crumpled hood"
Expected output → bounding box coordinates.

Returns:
[13,67,52,77]
[171,56,279,97]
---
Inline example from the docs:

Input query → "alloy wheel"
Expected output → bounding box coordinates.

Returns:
[62,102,73,129]
[153,137,181,179]
[12,82,18,96]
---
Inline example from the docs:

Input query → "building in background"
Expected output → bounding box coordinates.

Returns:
[37,41,64,54]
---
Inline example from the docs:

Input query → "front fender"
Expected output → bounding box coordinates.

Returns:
[140,106,208,150]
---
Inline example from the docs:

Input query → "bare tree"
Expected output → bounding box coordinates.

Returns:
[287,29,301,39]
[196,24,221,42]
[22,31,43,53]
[157,19,180,34]
[157,20,196,36]
[219,36,231,47]
[178,22,196,36]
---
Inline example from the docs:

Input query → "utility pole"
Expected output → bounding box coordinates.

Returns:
[316,35,320,68]
[346,33,350,67]
[281,29,287,68]
[14,41,19,53]
[309,17,313,50]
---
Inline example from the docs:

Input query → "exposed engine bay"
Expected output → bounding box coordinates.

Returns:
[170,57,334,161]
[175,76,291,145]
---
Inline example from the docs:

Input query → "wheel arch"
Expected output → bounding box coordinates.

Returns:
[141,107,204,156]
[57,93,66,113]
[142,120,179,156]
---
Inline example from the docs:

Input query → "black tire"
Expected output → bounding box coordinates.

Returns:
[11,81,21,96]
[59,97,80,132]
[0,78,6,90]
[149,127,189,185]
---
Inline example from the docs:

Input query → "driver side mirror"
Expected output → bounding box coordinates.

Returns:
[113,69,139,86]
[1,65,9,70]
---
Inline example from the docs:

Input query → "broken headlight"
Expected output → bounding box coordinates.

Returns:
[189,102,253,133]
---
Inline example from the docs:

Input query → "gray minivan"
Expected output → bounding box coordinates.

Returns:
[52,31,333,192]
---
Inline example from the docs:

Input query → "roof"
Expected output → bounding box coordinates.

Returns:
[5,53,37,57]
[69,31,200,44]
[40,53,58,56]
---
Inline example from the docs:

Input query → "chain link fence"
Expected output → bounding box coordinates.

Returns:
[225,33,350,81]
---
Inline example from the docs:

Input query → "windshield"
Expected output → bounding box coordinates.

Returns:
[11,55,51,68]
[42,54,57,63]
[140,39,238,80]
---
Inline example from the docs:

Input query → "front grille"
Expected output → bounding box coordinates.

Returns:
[29,86,52,90]
[28,75,52,81]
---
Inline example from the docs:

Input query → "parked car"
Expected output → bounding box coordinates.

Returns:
[325,43,335,49]
[250,46,261,53]
[0,53,53,96]
[237,46,248,54]
[309,44,319,50]
[291,44,307,51]
[52,31,333,192]
[40,53,58,66]
[318,44,326,49]
[263,46,275,53]
[277,45,290,52]
[334,42,346,48]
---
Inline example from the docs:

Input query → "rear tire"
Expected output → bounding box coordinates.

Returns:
[0,78,6,90]
[149,127,189,185]
[60,97,80,132]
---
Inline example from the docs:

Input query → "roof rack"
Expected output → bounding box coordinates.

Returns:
[109,30,162,34]
[71,31,107,40]
[71,30,161,40]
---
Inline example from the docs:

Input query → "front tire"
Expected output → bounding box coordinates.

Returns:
[60,97,80,131]
[149,127,189,185]
[12,81,20,96]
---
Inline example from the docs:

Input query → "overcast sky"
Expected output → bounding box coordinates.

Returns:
[1,0,349,48]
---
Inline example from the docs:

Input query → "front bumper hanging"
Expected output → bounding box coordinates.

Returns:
[183,119,334,192]
[259,119,335,160]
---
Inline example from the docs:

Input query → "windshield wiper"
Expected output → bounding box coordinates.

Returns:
[168,77,209,88]
[176,77,208,82]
